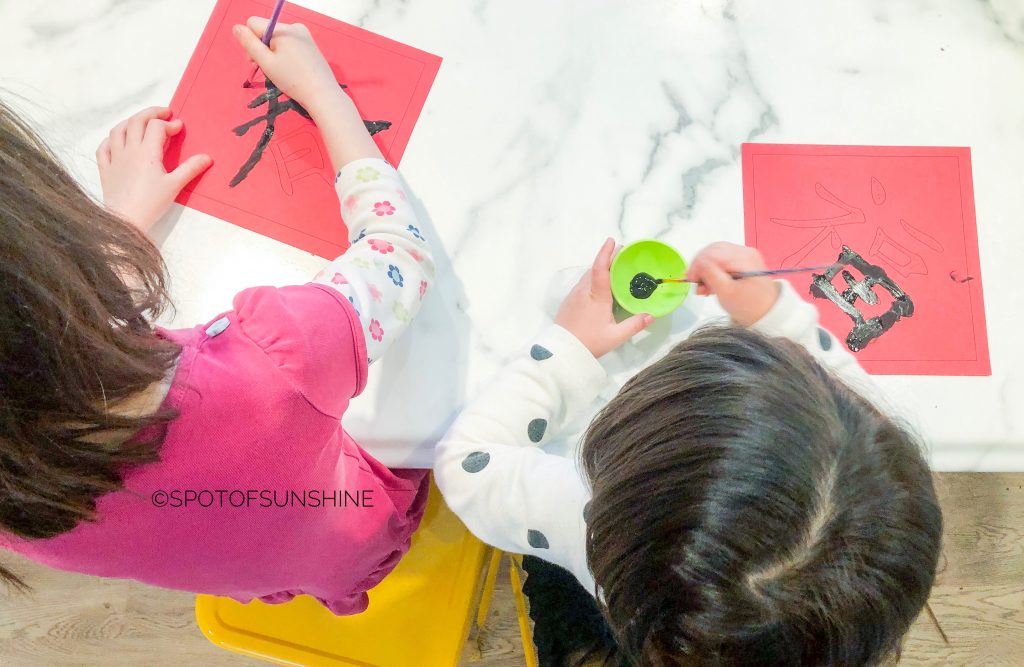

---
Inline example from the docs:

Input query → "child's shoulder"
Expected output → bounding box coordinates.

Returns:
[169,284,367,420]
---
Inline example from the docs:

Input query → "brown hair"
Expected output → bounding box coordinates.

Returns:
[581,326,941,666]
[0,98,180,589]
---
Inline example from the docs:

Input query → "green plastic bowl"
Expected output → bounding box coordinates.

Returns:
[610,239,689,317]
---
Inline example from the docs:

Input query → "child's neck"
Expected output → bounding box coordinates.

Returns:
[83,362,178,447]
[121,370,175,416]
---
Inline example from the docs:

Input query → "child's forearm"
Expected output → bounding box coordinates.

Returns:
[307,90,383,171]
[313,158,434,363]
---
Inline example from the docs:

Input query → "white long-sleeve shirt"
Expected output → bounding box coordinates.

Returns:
[434,280,870,594]
[312,157,436,365]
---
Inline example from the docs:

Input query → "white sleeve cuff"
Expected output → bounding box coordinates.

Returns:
[749,280,819,340]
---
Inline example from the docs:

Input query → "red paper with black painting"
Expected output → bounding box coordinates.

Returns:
[742,144,989,376]
[164,0,441,259]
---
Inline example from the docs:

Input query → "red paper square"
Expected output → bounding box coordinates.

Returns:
[164,0,441,259]
[742,143,989,376]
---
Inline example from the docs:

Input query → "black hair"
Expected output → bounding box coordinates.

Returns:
[580,325,941,666]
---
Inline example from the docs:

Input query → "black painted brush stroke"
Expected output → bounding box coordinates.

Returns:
[809,245,914,352]
[230,80,392,188]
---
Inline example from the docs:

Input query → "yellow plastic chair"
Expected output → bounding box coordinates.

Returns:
[195,477,490,667]
[475,550,539,667]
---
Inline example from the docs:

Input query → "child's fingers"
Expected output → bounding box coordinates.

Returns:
[689,257,734,296]
[613,313,654,345]
[699,242,766,273]
[166,118,184,137]
[167,153,213,191]
[95,137,111,167]
[125,116,146,146]
[109,107,169,152]
[685,247,723,281]
[143,118,183,150]
[684,255,705,283]
[688,243,753,282]
[141,120,167,149]
[688,244,732,273]
[125,107,169,145]
[108,120,129,153]
[589,238,615,293]
[127,106,171,124]
[699,241,747,261]
[233,23,272,65]
[245,17,305,43]
[246,16,271,36]
[687,264,709,295]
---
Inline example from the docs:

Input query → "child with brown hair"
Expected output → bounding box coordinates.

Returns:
[436,240,942,665]
[1,19,436,615]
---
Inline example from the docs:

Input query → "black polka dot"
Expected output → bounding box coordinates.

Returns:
[528,418,548,443]
[817,327,833,351]
[530,344,553,360]
[527,529,550,549]
[583,501,592,523]
[461,451,490,473]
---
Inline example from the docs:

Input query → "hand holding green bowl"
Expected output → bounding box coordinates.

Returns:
[610,239,690,318]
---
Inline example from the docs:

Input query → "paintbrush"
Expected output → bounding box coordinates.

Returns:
[630,262,840,299]
[242,0,287,88]
[657,262,841,285]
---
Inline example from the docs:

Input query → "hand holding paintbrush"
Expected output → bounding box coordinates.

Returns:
[233,15,382,168]
[242,0,287,88]
[636,263,837,288]
[686,242,812,326]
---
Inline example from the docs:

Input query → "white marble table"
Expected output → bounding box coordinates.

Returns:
[2,0,1022,470]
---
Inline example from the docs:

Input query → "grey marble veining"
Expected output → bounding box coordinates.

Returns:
[1,0,1022,469]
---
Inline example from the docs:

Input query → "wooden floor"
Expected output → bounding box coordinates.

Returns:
[1,473,1021,666]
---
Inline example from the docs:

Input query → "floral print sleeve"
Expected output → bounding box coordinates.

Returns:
[312,157,435,364]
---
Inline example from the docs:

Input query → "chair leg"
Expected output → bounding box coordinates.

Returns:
[476,547,504,628]
[508,554,539,667]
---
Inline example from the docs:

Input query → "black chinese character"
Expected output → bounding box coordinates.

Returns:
[230,80,391,187]
[810,246,914,352]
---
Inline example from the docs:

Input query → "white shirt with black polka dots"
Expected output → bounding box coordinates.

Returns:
[434,280,871,596]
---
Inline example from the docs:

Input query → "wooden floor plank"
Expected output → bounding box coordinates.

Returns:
[1,473,1021,666]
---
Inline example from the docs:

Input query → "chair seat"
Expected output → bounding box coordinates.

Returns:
[195,478,488,667]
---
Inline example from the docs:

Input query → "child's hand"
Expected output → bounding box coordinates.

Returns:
[686,242,780,326]
[233,19,343,120]
[233,18,381,169]
[97,107,212,232]
[555,238,654,358]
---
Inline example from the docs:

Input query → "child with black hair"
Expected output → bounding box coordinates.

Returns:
[436,239,941,666]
